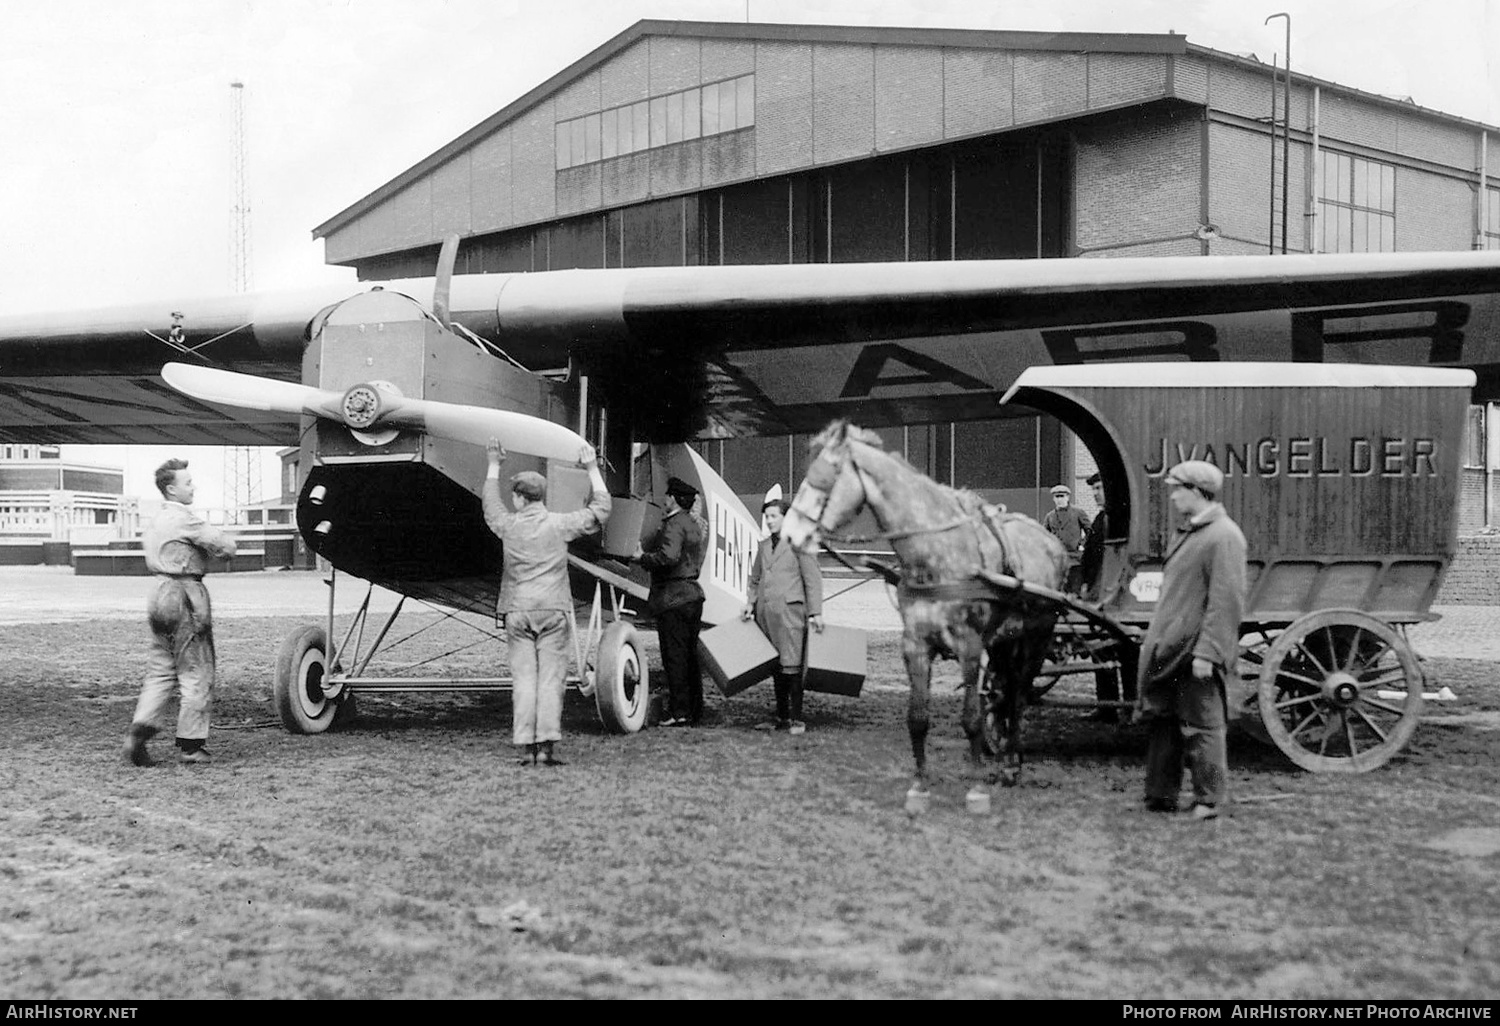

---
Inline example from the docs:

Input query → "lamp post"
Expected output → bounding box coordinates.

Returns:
[1265,13,1291,254]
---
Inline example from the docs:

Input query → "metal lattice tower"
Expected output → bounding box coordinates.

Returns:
[225,81,260,518]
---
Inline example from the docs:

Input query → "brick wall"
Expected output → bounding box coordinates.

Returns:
[1074,111,1200,254]
[1438,535,1500,605]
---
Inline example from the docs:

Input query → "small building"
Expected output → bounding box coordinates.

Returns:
[0,444,134,564]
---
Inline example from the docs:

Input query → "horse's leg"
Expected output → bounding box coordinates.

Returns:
[1001,668,1025,787]
[959,647,996,812]
[989,644,1024,788]
[902,636,933,809]
[958,648,991,781]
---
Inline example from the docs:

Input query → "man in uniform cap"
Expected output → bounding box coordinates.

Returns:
[1136,459,1246,821]
[1043,483,1091,595]
[482,438,611,767]
[634,475,708,726]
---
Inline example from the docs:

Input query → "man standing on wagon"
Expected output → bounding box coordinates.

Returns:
[1137,460,1246,821]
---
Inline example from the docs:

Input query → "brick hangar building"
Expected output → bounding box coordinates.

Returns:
[309,19,1500,593]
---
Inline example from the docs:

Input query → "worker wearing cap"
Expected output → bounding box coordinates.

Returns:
[483,438,611,767]
[1137,459,1246,821]
[1043,483,1092,595]
[1079,470,1136,723]
[634,476,708,726]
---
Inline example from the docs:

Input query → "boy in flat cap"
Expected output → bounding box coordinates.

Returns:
[1137,460,1246,821]
[1043,483,1091,595]
[483,438,611,767]
[634,476,708,726]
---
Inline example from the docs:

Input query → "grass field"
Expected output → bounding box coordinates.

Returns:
[2,612,1498,999]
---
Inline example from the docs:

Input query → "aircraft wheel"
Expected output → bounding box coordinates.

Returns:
[594,622,648,734]
[274,625,338,735]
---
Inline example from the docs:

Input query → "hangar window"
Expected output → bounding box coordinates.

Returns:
[1318,152,1395,253]
[556,75,754,170]
[1484,186,1500,251]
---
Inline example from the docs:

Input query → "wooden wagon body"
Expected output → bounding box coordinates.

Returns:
[999,362,1477,772]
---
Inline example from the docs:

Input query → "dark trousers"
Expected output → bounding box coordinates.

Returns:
[657,599,704,723]
[773,670,803,723]
[1143,667,1229,808]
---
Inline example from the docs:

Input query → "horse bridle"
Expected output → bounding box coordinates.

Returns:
[795,438,980,545]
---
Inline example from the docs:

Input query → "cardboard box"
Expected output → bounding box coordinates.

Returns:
[802,624,868,697]
[698,618,778,697]
[600,497,649,559]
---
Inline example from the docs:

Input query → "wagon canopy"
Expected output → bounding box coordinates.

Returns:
[1000,363,1477,623]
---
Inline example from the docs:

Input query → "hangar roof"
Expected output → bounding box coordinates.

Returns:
[311,19,1188,241]
[311,18,1499,244]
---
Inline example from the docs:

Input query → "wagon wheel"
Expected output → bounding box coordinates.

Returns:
[1257,609,1424,773]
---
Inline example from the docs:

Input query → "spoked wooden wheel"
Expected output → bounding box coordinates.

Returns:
[1258,609,1423,772]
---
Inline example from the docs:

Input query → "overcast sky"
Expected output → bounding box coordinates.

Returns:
[2,0,1496,501]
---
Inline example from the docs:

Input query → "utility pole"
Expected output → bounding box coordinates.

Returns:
[225,81,260,520]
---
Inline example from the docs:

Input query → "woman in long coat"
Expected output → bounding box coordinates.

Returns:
[741,498,823,734]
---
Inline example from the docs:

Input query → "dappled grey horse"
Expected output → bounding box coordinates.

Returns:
[782,420,1068,810]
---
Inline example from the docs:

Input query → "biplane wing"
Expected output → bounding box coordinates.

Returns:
[2,249,1499,445]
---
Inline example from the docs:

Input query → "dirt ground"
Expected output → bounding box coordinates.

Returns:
[1,587,1498,999]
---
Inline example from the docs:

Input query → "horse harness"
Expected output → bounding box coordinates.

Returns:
[802,438,1019,601]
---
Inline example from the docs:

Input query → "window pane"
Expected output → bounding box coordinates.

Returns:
[570,120,587,168]
[1336,207,1351,252]
[736,74,755,127]
[666,91,683,144]
[632,102,648,152]
[600,108,617,159]
[1381,164,1396,212]
[1352,208,1368,252]
[1353,159,1368,207]
[649,96,666,147]
[1321,150,1335,199]
[683,88,700,140]
[584,113,601,164]
[1380,215,1395,252]
[718,79,737,131]
[1337,154,1352,203]
[617,105,634,153]
[701,83,719,134]
[555,121,571,170]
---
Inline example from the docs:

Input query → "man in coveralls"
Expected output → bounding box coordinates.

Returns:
[483,439,611,767]
[1137,460,1246,821]
[123,459,238,767]
[635,477,707,726]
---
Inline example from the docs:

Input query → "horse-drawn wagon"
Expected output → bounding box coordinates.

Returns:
[783,363,1476,802]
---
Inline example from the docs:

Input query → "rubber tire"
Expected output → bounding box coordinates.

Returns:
[1257,609,1423,773]
[594,621,648,734]
[274,624,337,735]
